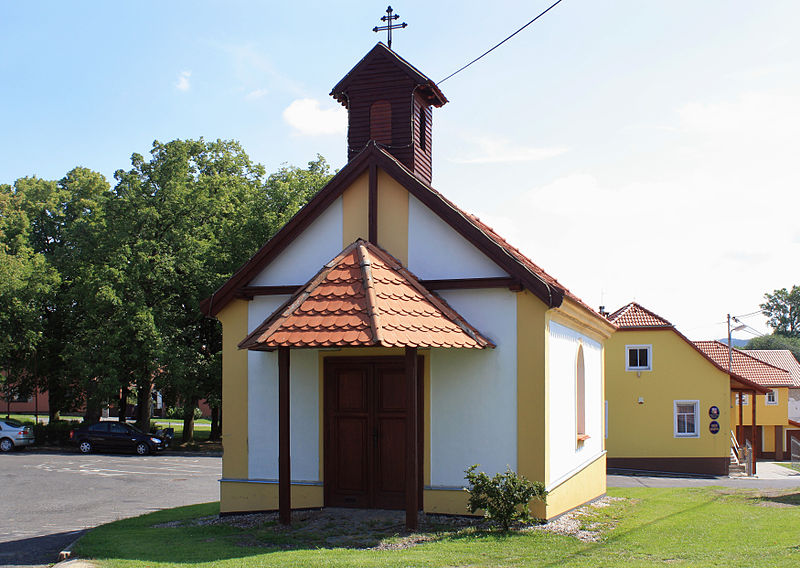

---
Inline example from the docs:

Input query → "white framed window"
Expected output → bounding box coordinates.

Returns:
[735,393,749,405]
[626,345,652,371]
[766,390,778,405]
[674,400,699,438]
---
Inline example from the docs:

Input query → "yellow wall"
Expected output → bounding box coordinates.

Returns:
[516,290,549,484]
[220,482,323,514]
[606,329,730,459]
[218,299,249,480]
[538,454,606,520]
[376,168,408,265]
[729,388,789,428]
[341,171,369,246]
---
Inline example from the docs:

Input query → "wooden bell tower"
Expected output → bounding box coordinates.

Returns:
[330,43,448,185]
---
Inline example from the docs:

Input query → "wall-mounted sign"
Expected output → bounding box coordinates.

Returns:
[709,406,720,420]
[709,420,720,434]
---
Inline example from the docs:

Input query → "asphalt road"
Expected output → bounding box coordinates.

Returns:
[0,450,221,568]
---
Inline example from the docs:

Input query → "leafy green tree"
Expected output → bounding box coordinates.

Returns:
[761,286,800,338]
[745,334,800,362]
[0,180,61,412]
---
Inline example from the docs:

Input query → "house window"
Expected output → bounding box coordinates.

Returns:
[674,400,699,438]
[735,393,749,405]
[766,391,778,405]
[626,345,652,371]
[576,345,586,442]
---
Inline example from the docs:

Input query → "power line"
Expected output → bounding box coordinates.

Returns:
[438,0,565,84]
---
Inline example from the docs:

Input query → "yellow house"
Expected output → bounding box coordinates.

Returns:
[201,43,615,526]
[605,303,768,475]
[693,342,795,460]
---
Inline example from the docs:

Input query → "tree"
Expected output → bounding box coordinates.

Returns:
[761,286,800,338]
[0,180,61,412]
[745,334,800,362]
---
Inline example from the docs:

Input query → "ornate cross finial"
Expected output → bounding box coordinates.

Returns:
[373,6,407,50]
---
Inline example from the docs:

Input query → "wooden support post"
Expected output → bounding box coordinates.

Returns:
[738,391,743,445]
[776,425,784,461]
[751,389,757,476]
[405,347,419,530]
[279,347,291,525]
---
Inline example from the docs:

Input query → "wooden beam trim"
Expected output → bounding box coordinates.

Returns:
[368,163,378,244]
[405,347,419,530]
[279,347,291,525]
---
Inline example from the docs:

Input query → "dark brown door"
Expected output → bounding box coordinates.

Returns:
[324,357,423,509]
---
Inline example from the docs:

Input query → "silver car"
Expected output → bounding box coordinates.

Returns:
[0,418,35,452]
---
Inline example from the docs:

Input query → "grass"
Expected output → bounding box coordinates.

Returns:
[1,413,82,424]
[775,461,800,472]
[73,487,800,567]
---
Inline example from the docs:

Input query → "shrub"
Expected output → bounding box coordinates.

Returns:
[32,420,76,446]
[165,406,202,420]
[464,464,547,531]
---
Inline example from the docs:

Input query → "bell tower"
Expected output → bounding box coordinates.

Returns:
[330,43,448,185]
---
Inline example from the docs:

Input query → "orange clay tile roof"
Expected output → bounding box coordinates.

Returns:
[239,239,494,351]
[607,302,672,328]
[744,350,800,388]
[693,341,794,387]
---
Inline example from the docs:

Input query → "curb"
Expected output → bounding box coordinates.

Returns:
[54,530,85,564]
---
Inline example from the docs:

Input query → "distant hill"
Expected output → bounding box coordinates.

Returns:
[716,338,750,348]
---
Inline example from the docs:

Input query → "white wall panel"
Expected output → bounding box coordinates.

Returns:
[248,297,320,482]
[429,289,516,486]
[547,321,604,488]
[407,195,508,280]
[250,197,343,286]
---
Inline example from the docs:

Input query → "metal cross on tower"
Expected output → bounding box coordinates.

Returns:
[373,6,407,50]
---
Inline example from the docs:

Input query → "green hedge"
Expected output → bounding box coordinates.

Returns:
[32,420,78,446]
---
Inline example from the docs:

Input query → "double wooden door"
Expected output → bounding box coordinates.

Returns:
[324,357,423,509]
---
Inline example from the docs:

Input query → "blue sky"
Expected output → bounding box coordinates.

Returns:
[2,1,798,340]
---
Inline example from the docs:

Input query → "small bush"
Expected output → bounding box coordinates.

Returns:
[165,406,202,420]
[464,464,547,531]
[32,420,76,446]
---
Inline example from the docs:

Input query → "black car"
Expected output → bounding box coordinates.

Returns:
[69,421,166,455]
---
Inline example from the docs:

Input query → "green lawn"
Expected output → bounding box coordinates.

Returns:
[74,487,800,567]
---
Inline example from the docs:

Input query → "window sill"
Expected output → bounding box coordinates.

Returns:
[577,434,590,442]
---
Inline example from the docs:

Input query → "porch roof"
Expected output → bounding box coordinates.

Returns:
[694,340,793,388]
[239,239,494,351]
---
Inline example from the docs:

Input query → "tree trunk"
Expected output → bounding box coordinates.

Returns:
[136,378,152,432]
[118,385,128,422]
[209,405,221,441]
[47,380,61,422]
[83,400,102,424]
[182,398,198,443]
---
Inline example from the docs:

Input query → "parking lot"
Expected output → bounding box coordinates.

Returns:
[0,450,221,568]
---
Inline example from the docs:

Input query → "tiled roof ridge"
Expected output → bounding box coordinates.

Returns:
[706,340,793,374]
[607,302,673,328]
[239,239,494,350]
[692,340,793,387]
[743,349,800,387]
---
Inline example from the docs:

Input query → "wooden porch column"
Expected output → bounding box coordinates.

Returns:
[405,347,419,530]
[776,425,784,461]
[279,347,291,525]
[751,389,757,476]
[738,391,743,444]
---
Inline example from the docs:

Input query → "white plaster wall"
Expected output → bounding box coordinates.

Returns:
[429,288,516,487]
[547,321,604,488]
[249,197,343,286]
[407,195,509,280]
[247,296,320,482]
[789,388,800,422]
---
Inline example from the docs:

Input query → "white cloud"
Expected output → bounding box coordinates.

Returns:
[282,98,346,136]
[480,89,800,342]
[245,88,269,100]
[175,70,191,91]
[449,136,568,164]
